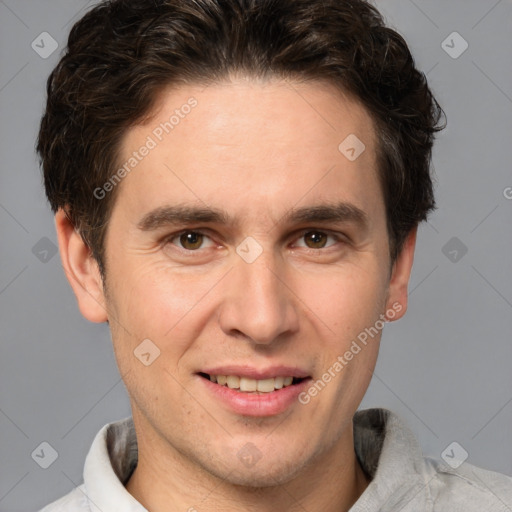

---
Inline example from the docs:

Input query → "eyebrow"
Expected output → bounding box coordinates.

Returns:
[137,201,369,232]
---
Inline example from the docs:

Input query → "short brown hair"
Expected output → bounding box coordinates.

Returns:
[36,0,445,276]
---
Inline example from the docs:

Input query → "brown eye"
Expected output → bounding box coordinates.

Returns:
[177,231,205,250]
[303,231,329,249]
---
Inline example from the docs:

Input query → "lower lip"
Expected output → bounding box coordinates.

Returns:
[197,375,312,417]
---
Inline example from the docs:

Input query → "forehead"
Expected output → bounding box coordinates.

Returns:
[115,78,382,225]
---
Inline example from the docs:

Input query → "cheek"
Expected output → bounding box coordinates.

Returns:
[297,259,388,344]
[297,267,385,431]
[295,261,386,401]
[107,260,224,359]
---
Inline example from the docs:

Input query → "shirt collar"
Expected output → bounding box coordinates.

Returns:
[83,417,144,512]
[352,409,430,510]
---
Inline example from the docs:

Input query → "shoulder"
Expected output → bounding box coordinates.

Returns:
[38,416,139,512]
[426,457,512,511]
[39,484,91,512]
[353,408,512,511]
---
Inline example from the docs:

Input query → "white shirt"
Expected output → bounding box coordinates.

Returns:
[40,408,512,511]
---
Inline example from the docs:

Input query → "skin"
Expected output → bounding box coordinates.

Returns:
[55,77,417,512]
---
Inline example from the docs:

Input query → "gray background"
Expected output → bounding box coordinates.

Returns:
[1,0,511,510]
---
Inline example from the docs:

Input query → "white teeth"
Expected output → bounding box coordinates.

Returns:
[240,377,257,392]
[256,378,276,392]
[206,374,300,392]
[226,376,240,389]
[274,376,284,389]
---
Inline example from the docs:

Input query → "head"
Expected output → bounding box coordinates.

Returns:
[37,0,444,492]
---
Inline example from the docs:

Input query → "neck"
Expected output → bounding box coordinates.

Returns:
[125,415,370,512]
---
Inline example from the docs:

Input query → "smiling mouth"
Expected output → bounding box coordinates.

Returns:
[198,372,308,393]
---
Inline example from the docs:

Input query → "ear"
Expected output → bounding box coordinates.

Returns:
[384,226,417,321]
[55,208,108,323]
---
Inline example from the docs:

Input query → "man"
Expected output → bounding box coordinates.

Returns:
[37,0,512,510]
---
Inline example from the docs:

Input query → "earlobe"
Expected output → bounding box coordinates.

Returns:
[55,209,109,323]
[385,226,417,322]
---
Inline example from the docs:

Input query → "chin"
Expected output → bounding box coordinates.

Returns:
[203,445,310,489]
[224,463,305,488]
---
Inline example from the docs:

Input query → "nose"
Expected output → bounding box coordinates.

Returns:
[217,247,300,345]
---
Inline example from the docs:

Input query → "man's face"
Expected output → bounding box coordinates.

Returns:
[86,79,412,486]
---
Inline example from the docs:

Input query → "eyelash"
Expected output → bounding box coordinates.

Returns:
[164,229,347,255]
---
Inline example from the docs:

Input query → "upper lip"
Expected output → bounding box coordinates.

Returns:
[198,365,311,380]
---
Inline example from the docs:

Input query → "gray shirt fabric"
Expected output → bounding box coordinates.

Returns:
[40,408,512,512]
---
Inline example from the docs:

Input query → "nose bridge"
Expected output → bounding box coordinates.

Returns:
[218,241,298,344]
